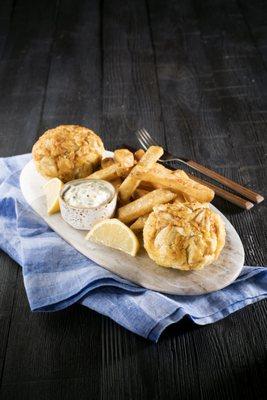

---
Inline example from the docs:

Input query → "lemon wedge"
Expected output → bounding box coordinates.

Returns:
[86,218,140,256]
[43,178,63,215]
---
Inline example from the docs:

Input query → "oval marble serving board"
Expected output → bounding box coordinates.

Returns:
[20,153,244,295]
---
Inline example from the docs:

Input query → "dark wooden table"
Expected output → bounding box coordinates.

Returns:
[0,0,266,399]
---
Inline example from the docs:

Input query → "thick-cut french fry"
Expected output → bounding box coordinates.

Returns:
[172,169,196,203]
[118,189,176,223]
[155,167,195,201]
[132,188,150,200]
[153,166,196,201]
[183,193,196,202]
[132,169,214,203]
[148,164,172,189]
[154,162,172,174]
[130,214,149,231]
[110,177,122,191]
[172,170,197,202]
[173,169,188,179]
[86,164,118,181]
[172,192,188,204]
[116,166,133,178]
[114,149,134,168]
[119,146,164,202]
[139,181,156,191]
[101,157,115,169]
[88,161,132,182]
[134,149,145,161]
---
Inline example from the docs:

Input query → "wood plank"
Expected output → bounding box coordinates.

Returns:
[0,256,18,386]
[0,0,103,393]
[0,0,59,156]
[146,0,267,398]
[0,0,59,389]
[101,0,166,151]
[235,0,267,67]
[147,0,266,264]
[37,0,102,137]
[1,274,102,391]
[0,0,17,386]
[1,297,266,400]
[161,301,267,399]
[100,1,166,397]
[0,0,14,58]
[192,0,266,265]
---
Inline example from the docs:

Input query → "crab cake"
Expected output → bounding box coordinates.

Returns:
[143,202,225,270]
[32,125,104,182]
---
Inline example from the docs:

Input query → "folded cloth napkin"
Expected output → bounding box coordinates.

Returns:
[0,154,266,342]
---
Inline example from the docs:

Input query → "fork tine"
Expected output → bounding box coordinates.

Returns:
[136,133,149,151]
[139,133,152,149]
[140,128,160,147]
[138,129,153,147]
[136,129,150,149]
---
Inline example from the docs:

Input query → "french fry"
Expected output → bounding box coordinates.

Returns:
[119,175,140,201]
[116,165,133,178]
[154,162,172,174]
[139,181,156,191]
[154,167,195,201]
[173,169,187,178]
[110,177,122,191]
[172,192,188,204]
[118,189,176,223]
[130,214,149,231]
[132,188,150,200]
[132,168,214,203]
[183,193,195,202]
[101,157,115,169]
[114,149,134,168]
[134,149,145,161]
[151,165,197,201]
[88,160,132,182]
[147,167,166,189]
[172,170,197,202]
[86,164,118,181]
[119,146,164,202]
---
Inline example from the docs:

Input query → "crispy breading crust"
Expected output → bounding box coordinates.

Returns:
[32,125,104,182]
[143,202,225,270]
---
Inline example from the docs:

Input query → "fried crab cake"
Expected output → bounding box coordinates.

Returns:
[32,125,104,182]
[143,202,225,270]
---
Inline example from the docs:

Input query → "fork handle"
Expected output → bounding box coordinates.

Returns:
[188,174,254,210]
[186,160,264,204]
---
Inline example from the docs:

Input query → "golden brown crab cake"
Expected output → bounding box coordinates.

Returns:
[32,125,104,182]
[143,202,225,270]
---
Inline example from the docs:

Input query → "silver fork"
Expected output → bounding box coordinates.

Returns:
[135,128,264,205]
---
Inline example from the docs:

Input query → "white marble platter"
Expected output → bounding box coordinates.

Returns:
[20,151,244,295]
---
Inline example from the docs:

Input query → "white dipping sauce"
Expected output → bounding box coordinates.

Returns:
[63,180,113,208]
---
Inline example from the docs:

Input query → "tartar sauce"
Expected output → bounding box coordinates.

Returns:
[63,180,114,208]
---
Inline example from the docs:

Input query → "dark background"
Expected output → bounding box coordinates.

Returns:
[0,0,266,399]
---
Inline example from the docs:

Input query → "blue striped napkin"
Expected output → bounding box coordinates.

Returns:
[0,154,266,342]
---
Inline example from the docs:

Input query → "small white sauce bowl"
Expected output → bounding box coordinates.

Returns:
[59,179,117,230]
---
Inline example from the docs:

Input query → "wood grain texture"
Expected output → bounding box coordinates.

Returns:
[0,0,14,58]
[0,1,103,398]
[101,0,166,150]
[192,0,267,267]
[0,0,266,399]
[0,0,59,391]
[0,0,60,155]
[37,0,103,137]
[0,0,17,386]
